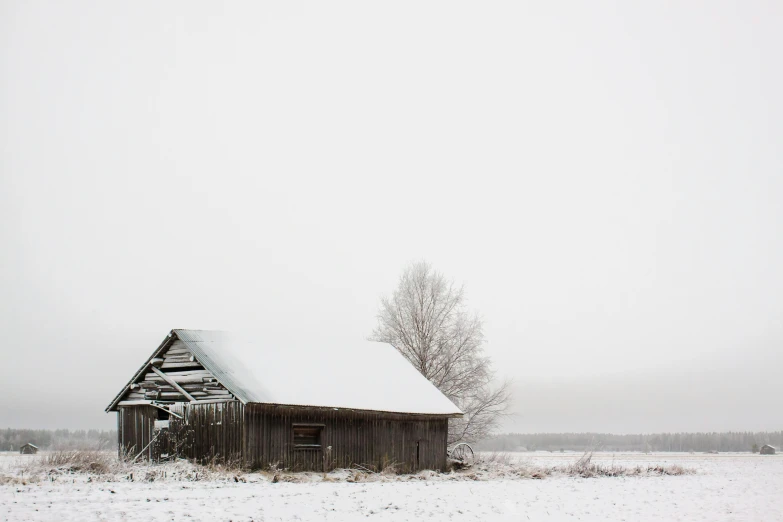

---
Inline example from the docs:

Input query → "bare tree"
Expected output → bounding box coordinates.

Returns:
[371,261,511,445]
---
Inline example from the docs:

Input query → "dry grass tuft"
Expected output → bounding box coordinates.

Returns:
[380,462,401,475]
[1,450,694,485]
[8,450,249,484]
[477,451,515,466]
[556,452,695,478]
[0,475,36,485]
[38,450,117,474]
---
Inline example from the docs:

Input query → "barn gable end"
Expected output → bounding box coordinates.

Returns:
[112,337,235,407]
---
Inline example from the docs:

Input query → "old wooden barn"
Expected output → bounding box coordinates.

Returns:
[106,329,462,471]
[19,443,38,455]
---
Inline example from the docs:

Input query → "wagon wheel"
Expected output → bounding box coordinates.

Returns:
[449,443,475,466]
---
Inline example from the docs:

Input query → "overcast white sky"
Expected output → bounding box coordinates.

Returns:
[2,1,782,434]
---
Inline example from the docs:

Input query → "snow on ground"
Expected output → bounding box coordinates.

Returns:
[1,451,782,521]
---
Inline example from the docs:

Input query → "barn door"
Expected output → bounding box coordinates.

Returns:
[119,406,157,460]
[416,439,428,470]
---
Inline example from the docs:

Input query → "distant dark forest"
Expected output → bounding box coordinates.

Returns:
[1,429,116,451]
[5,428,783,454]
[477,432,783,453]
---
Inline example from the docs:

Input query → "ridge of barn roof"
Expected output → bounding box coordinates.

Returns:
[107,329,463,417]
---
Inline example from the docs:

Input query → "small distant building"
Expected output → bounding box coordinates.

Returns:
[760,445,777,455]
[19,443,38,455]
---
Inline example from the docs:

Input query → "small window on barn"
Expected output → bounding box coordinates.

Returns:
[293,424,323,449]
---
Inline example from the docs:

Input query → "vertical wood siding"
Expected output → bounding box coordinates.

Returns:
[117,402,451,471]
[243,405,449,472]
[117,406,157,459]
[170,402,244,463]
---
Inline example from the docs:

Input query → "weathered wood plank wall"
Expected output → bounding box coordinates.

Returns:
[171,402,244,463]
[117,402,450,471]
[118,406,157,459]
[243,405,449,472]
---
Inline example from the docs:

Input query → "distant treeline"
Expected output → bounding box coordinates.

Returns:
[1,429,116,451]
[477,432,783,453]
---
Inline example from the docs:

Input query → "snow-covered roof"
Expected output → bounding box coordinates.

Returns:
[22,443,38,449]
[110,329,462,417]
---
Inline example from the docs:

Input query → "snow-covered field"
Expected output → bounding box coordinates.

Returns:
[1,451,781,521]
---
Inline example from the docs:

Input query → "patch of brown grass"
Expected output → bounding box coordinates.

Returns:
[557,452,695,478]
[38,450,116,474]
[478,451,515,465]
